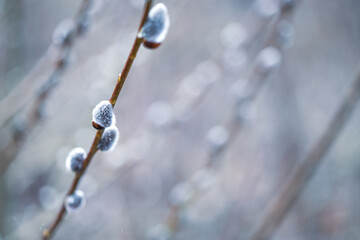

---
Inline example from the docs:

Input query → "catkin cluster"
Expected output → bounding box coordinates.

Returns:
[60,1,170,218]
[64,100,119,212]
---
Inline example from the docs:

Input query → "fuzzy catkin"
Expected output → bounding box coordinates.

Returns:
[92,100,116,129]
[65,147,87,172]
[64,190,86,213]
[139,3,170,44]
[98,125,119,151]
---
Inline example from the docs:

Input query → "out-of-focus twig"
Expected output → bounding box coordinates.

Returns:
[147,1,300,239]
[0,0,93,129]
[0,0,95,174]
[0,0,96,235]
[248,64,360,240]
[208,0,300,166]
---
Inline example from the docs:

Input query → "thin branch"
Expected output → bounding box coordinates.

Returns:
[150,2,305,238]
[110,1,151,106]
[207,0,300,166]
[41,1,153,239]
[248,64,360,240]
[151,2,299,238]
[0,0,95,174]
[0,0,92,129]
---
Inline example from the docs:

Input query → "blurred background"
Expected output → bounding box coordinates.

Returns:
[0,0,360,239]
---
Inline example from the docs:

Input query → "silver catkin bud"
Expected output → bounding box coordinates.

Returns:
[97,125,119,152]
[92,100,116,129]
[206,125,230,155]
[65,147,87,172]
[64,190,86,213]
[139,3,170,49]
[168,181,195,207]
[255,47,282,75]
[52,18,76,46]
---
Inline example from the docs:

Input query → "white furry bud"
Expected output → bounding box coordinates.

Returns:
[92,100,115,129]
[255,47,282,75]
[65,147,87,172]
[98,125,119,151]
[277,20,295,49]
[139,3,170,49]
[220,22,248,49]
[169,181,195,207]
[230,79,252,103]
[206,125,230,154]
[52,19,76,46]
[255,0,279,18]
[64,190,86,213]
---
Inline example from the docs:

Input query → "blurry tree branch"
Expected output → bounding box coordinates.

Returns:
[147,1,301,239]
[0,0,93,129]
[249,63,360,240]
[0,0,95,175]
[0,0,95,235]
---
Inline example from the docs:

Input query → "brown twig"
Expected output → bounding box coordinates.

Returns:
[248,64,360,240]
[41,1,153,239]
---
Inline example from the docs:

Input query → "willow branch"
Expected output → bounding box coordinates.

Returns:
[41,1,153,239]
[249,64,360,240]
